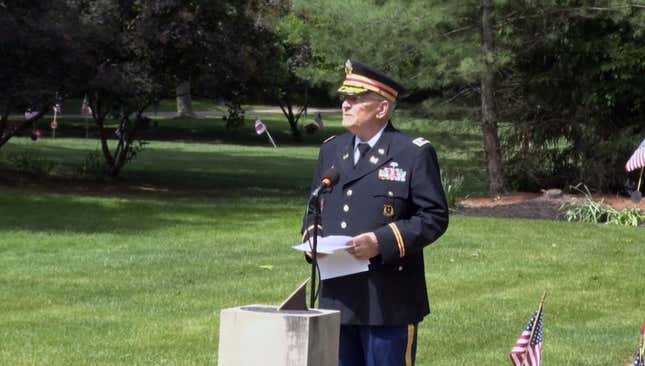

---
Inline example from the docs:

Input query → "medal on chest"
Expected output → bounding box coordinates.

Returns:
[378,162,407,182]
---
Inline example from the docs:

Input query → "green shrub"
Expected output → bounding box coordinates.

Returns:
[76,150,105,177]
[606,208,644,227]
[223,101,245,130]
[562,184,645,226]
[442,172,465,209]
[5,150,57,176]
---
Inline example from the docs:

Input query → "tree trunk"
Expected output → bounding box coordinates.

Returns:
[278,97,303,142]
[0,111,46,148]
[176,80,196,118]
[90,96,115,167]
[480,0,504,196]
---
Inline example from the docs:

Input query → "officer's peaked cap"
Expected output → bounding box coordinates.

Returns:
[338,60,406,102]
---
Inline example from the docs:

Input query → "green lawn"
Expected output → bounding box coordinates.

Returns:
[1,191,643,365]
[7,112,487,196]
[1,114,643,365]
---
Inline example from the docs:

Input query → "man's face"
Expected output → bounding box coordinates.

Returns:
[341,92,386,135]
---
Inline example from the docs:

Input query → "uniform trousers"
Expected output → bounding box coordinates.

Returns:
[338,323,418,366]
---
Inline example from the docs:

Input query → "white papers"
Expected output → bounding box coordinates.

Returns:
[316,250,369,280]
[293,236,369,280]
[292,235,352,253]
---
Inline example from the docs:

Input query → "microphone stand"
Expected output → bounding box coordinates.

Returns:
[306,168,338,309]
[309,193,322,309]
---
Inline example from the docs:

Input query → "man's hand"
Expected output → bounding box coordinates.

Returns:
[346,232,380,259]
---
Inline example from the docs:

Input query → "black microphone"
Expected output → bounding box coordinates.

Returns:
[311,167,340,198]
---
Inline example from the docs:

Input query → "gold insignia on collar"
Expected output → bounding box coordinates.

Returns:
[378,148,385,155]
[342,153,349,160]
[345,59,353,75]
[370,156,379,164]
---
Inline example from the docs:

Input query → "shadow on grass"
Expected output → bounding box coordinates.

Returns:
[3,143,319,194]
[0,189,297,235]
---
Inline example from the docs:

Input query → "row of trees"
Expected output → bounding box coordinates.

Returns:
[279,0,645,194]
[2,1,645,193]
[1,0,291,176]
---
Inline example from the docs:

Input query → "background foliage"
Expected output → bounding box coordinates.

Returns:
[3,0,645,189]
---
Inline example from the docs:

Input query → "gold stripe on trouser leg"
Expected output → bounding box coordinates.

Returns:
[405,324,415,366]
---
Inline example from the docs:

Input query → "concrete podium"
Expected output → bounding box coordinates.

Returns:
[218,305,340,366]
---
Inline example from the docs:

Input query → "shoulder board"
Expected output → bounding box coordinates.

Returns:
[412,137,430,147]
[323,135,336,144]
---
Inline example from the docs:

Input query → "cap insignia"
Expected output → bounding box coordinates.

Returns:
[345,59,353,75]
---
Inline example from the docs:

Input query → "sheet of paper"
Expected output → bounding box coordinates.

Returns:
[292,235,353,254]
[293,235,369,279]
[317,250,369,280]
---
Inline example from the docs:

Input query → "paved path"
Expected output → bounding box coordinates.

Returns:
[13,107,339,120]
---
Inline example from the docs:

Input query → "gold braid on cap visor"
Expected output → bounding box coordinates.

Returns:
[338,74,398,102]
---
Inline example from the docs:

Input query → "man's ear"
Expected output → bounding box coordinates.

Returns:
[375,100,390,119]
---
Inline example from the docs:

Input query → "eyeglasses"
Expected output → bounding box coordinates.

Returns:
[340,93,383,104]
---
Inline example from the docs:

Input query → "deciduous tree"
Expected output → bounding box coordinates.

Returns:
[0,0,82,147]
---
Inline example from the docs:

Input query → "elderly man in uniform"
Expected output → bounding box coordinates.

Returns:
[301,60,449,366]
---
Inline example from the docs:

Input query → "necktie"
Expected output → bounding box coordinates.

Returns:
[355,143,371,166]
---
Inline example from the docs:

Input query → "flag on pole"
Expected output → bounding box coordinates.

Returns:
[634,349,644,366]
[626,138,645,172]
[633,324,645,366]
[254,118,267,135]
[254,117,277,148]
[24,109,38,120]
[81,94,92,116]
[510,296,545,366]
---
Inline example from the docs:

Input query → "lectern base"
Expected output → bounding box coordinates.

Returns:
[218,305,340,366]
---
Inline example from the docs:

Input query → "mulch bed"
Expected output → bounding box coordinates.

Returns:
[455,192,645,221]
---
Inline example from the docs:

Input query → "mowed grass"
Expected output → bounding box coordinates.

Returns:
[12,111,488,195]
[0,192,307,365]
[1,115,643,365]
[1,191,643,365]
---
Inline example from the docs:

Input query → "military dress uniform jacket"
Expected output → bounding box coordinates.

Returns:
[302,122,449,326]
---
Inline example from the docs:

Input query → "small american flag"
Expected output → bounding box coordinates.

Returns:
[254,117,266,135]
[81,94,92,116]
[626,138,645,172]
[633,324,645,366]
[510,310,544,366]
[633,348,644,366]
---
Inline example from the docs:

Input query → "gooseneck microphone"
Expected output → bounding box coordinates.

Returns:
[308,167,339,308]
[311,167,340,198]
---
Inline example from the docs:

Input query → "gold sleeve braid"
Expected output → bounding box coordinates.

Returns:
[388,223,405,258]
